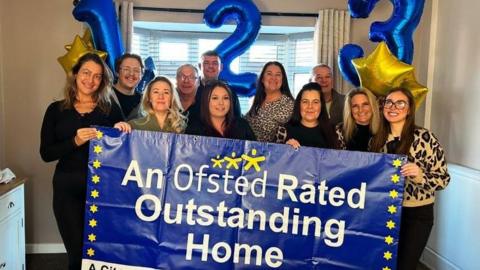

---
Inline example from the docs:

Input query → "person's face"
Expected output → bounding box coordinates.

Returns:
[200,55,222,81]
[351,94,372,125]
[75,60,103,97]
[300,90,321,124]
[176,66,199,96]
[209,86,231,120]
[149,81,172,113]
[117,57,142,90]
[261,64,283,93]
[383,91,410,125]
[312,66,333,93]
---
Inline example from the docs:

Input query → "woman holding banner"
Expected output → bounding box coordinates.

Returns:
[275,82,337,149]
[246,61,294,142]
[185,80,255,140]
[114,76,187,133]
[336,87,380,151]
[40,53,123,270]
[370,88,450,270]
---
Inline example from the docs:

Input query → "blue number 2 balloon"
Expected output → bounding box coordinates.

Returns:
[339,0,426,86]
[204,0,261,97]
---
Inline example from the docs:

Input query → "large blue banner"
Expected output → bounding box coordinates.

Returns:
[82,127,406,270]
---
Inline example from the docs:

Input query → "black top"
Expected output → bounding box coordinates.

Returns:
[183,100,202,128]
[185,117,256,141]
[113,87,142,119]
[285,123,336,149]
[40,100,124,173]
[196,82,242,117]
[346,124,372,152]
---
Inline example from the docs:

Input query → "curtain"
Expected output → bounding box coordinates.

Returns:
[116,0,134,52]
[313,9,351,93]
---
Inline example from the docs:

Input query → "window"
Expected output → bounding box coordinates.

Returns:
[159,42,189,61]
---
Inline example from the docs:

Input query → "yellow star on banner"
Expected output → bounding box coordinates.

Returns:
[91,189,99,199]
[88,233,97,242]
[392,159,402,168]
[93,145,103,154]
[389,189,399,199]
[383,266,392,270]
[87,248,95,257]
[385,235,394,245]
[92,175,100,184]
[386,220,396,230]
[96,131,104,140]
[225,152,242,169]
[93,160,101,169]
[383,251,393,260]
[387,205,397,214]
[90,204,98,213]
[211,155,224,168]
[89,219,97,228]
[242,149,266,172]
[391,174,400,184]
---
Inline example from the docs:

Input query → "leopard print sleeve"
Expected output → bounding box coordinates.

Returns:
[335,124,346,150]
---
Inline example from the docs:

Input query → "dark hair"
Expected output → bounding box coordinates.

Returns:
[247,61,293,116]
[288,82,337,148]
[370,87,416,154]
[199,80,235,137]
[62,53,113,114]
[114,53,144,73]
[201,50,220,59]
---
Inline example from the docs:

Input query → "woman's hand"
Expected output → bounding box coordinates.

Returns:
[286,139,301,150]
[74,127,98,146]
[401,163,424,184]
[114,122,132,133]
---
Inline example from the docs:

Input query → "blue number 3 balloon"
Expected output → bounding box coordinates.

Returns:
[204,0,261,97]
[339,0,426,86]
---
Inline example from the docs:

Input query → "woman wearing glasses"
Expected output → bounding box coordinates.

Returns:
[336,88,380,151]
[113,53,144,120]
[370,88,450,270]
[40,53,123,270]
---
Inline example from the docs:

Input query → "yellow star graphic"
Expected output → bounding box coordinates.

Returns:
[89,219,97,228]
[224,152,242,169]
[242,149,266,172]
[88,233,97,242]
[93,145,103,154]
[352,42,428,108]
[389,189,399,199]
[383,251,393,260]
[86,248,95,257]
[211,155,224,168]
[92,175,100,184]
[383,267,392,270]
[391,174,400,184]
[386,220,396,230]
[385,235,394,245]
[392,159,402,168]
[96,131,104,140]
[387,205,397,214]
[91,189,99,199]
[92,159,101,169]
[90,204,98,213]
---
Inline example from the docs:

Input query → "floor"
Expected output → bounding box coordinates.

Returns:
[26,253,432,269]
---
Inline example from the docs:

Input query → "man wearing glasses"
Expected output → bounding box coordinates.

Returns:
[113,53,144,120]
[176,64,201,123]
[197,50,241,117]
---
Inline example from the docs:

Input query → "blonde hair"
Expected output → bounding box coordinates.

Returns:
[140,76,187,133]
[342,87,380,142]
[61,53,113,114]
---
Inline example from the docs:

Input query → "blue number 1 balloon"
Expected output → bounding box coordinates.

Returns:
[73,0,125,71]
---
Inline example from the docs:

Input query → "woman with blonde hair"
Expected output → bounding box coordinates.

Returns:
[336,87,380,151]
[115,76,187,133]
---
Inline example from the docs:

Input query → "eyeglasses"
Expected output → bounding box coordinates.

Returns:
[79,69,102,81]
[178,75,198,81]
[119,67,142,75]
[384,99,408,110]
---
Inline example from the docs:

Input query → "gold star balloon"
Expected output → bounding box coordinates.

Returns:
[57,34,107,75]
[64,28,95,51]
[352,42,428,108]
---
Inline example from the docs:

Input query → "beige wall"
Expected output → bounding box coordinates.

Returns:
[0,1,5,168]
[2,0,433,246]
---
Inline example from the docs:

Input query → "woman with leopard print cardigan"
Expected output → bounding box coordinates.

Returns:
[371,88,450,270]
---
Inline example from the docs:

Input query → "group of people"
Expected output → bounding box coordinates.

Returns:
[40,50,450,270]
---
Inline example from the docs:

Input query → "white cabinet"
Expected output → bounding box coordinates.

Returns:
[0,179,25,270]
